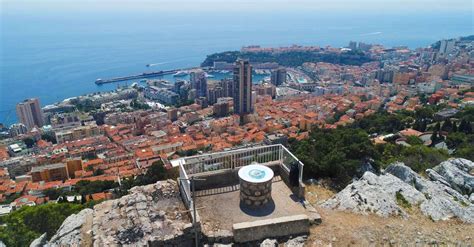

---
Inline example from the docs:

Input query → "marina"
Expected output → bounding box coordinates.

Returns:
[95,67,269,85]
[95,67,204,85]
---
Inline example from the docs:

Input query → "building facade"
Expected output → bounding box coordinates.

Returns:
[271,68,287,86]
[190,70,208,98]
[233,59,253,115]
[9,123,28,137]
[31,163,69,182]
[16,98,44,129]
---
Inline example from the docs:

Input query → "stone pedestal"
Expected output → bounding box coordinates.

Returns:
[238,164,274,207]
[240,179,272,207]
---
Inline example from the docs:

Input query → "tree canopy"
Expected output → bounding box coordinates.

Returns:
[290,127,379,188]
[0,203,84,247]
[201,50,373,68]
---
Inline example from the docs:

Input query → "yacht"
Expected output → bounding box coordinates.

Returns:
[173,71,188,77]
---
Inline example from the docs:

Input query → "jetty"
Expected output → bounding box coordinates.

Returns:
[95,67,206,85]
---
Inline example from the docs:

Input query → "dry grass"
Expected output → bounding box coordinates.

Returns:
[304,184,474,246]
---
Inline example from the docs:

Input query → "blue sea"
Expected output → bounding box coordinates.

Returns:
[1,4,472,125]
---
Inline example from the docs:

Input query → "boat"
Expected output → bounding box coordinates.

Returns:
[173,71,188,77]
[205,73,214,78]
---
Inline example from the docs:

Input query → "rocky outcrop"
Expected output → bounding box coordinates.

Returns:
[29,233,48,247]
[49,208,93,246]
[260,238,278,247]
[284,235,307,247]
[258,236,307,247]
[428,158,474,195]
[37,180,193,247]
[322,159,474,223]
[386,162,473,223]
[91,180,193,246]
[322,171,425,218]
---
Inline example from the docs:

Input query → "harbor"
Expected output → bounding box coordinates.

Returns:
[94,66,270,85]
[95,67,205,85]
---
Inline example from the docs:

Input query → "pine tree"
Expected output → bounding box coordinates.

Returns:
[431,130,439,146]
[421,121,427,132]
[441,119,452,132]
[459,119,472,134]
[452,122,458,132]
[459,119,467,133]
[413,120,422,131]
[466,120,473,134]
[434,122,441,132]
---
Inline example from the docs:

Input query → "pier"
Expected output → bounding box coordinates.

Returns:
[95,67,206,85]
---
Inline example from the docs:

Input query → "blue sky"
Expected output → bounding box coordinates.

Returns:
[1,0,473,13]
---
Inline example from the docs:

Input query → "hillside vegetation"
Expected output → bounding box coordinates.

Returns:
[201,50,372,67]
[290,106,473,189]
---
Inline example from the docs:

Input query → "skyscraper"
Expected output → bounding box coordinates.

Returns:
[16,98,44,130]
[439,39,455,55]
[189,70,208,98]
[233,59,253,115]
[271,68,287,86]
[348,41,357,50]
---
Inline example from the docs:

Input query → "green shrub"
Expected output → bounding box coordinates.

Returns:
[406,136,424,146]
[291,127,379,189]
[395,191,411,209]
[0,203,84,247]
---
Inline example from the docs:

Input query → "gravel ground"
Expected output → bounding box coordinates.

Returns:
[304,184,474,246]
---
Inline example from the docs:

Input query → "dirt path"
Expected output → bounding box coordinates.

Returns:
[304,185,474,246]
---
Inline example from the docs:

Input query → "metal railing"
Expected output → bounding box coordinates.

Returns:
[175,144,305,210]
[281,145,305,183]
[178,163,192,207]
[175,144,304,182]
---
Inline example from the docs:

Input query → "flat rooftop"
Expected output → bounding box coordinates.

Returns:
[31,163,66,172]
[195,176,308,234]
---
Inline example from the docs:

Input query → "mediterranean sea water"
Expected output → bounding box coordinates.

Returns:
[1,4,472,125]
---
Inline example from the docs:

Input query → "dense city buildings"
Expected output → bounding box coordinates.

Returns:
[8,123,28,137]
[0,36,473,227]
[15,98,44,129]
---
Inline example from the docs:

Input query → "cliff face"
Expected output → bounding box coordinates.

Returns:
[32,180,193,247]
[322,158,474,223]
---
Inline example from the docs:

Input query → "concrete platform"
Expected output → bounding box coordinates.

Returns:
[195,176,318,242]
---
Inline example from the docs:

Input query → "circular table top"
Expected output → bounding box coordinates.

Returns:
[238,164,274,183]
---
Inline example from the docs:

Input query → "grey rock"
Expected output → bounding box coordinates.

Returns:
[44,180,194,247]
[49,208,93,246]
[324,162,474,223]
[284,235,307,247]
[431,158,474,195]
[358,161,377,174]
[260,238,278,247]
[30,233,48,247]
[386,162,474,223]
[322,171,425,217]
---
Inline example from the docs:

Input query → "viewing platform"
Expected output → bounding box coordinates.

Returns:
[171,144,321,244]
